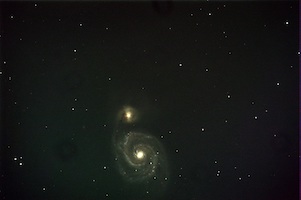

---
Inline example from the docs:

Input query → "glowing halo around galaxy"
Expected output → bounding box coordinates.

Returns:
[117,106,138,124]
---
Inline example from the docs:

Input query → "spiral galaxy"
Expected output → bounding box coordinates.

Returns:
[114,131,167,182]
[113,106,168,183]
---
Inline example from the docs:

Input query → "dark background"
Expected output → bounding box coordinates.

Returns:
[0,1,299,200]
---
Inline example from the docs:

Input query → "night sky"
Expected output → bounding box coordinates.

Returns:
[0,1,299,200]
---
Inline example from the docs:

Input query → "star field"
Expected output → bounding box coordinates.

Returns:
[0,1,299,200]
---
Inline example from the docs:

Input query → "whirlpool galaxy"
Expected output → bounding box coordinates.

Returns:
[112,106,168,183]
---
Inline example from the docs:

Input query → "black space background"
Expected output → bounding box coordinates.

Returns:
[0,1,299,200]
